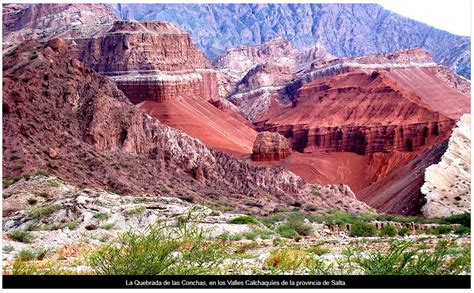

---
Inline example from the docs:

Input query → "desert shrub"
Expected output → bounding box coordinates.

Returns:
[379,225,397,237]
[89,216,226,275]
[16,249,36,261]
[310,209,371,225]
[8,230,35,243]
[345,240,470,275]
[276,225,297,238]
[93,212,109,221]
[34,170,49,177]
[3,178,17,189]
[28,204,60,219]
[454,226,470,235]
[306,245,330,256]
[235,242,259,254]
[228,215,259,225]
[99,223,115,230]
[261,214,286,228]
[429,225,452,235]
[126,206,146,217]
[14,163,25,170]
[349,222,376,237]
[287,213,313,236]
[58,222,78,230]
[241,229,273,240]
[3,245,14,253]
[160,187,171,194]
[264,248,309,271]
[398,227,411,236]
[27,198,38,205]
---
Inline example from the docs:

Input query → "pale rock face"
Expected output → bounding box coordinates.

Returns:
[421,114,471,218]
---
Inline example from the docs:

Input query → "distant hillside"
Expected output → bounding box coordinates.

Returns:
[113,3,471,79]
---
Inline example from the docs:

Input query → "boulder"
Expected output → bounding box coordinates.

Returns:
[251,131,291,161]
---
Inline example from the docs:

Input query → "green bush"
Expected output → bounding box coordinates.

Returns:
[16,249,36,261]
[8,230,35,243]
[277,225,297,238]
[454,226,470,235]
[90,219,225,275]
[94,212,109,221]
[429,225,452,235]
[228,215,259,225]
[287,213,313,236]
[261,214,286,228]
[349,222,377,237]
[398,227,411,236]
[379,225,397,237]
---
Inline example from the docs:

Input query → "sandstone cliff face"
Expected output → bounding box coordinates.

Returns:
[251,132,292,161]
[2,3,117,47]
[78,20,218,104]
[2,39,371,215]
[421,114,471,218]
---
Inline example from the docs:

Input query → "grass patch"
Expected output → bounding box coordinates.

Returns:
[276,225,297,238]
[7,230,35,243]
[306,245,330,256]
[228,215,259,225]
[398,227,411,236]
[14,163,25,170]
[16,249,36,261]
[3,245,14,253]
[287,212,313,236]
[160,187,171,194]
[58,222,78,230]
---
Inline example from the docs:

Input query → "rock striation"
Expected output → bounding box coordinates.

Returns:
[2,39,371,215]
[78,20,218,104]
[251,132,292,161]
[421,114,471,218]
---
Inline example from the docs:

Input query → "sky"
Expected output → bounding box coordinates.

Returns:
[377,0,471,36]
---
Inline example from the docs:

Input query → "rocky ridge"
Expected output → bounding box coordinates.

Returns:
[112,3,471,79]
[421,114,471,218]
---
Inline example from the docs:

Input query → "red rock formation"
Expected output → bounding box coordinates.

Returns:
[251,132,292,161]
[256,70,465,155]
[2,39,371,215]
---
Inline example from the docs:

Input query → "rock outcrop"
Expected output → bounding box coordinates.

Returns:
[2,39,371,215]
[251,132,292,161]
[421,114,471,218]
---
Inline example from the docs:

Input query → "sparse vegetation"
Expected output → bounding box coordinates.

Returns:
[93,212,109,221]
[398,227,411,236]
[99,223,115,230]
[27,197,38,205]
[160,186,171,194]
[90,217,226,275]
[58,222,78,230]
[7,230,35,243]
[14,163,25,170]
[264,248,309,271]
[3,178,16,189]
[3,245,14,253]
[287,212,313,236]
[344,240,470,275]
[306,245,330,256]
[126,206,146,217]
[28,204,60,219]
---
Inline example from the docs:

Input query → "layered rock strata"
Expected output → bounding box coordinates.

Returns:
[2,39,371,215]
